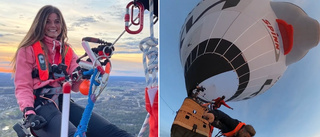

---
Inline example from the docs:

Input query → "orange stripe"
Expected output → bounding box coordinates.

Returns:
[223,122,246,137]
[105,62,111,74]
[0,68,13,73]
[64,46,73,71]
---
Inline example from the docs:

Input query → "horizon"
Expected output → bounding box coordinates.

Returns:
[0,72,146,78]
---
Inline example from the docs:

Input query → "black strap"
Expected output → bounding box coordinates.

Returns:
[57,95,63,110]
[23,107,35,117]
[31,68,39,78]
[61,43,66,64]
[33,85,56,106]
[32,63,68,80]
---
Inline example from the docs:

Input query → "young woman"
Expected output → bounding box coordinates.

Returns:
[203,109,256,137]
[11,5,132,137]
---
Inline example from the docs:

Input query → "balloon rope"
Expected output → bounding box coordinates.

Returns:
[137,113,150,137]
[74,68,99,137]
[138,0,158,136]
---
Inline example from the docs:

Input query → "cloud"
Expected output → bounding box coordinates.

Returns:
[71,16,99,28]
[0,60,12,73]
[100,1,128,21]
[117,43,139,49]
[93,32,113,40]
[103,6,125,21]
[115,50,141,54]
[113,42,144,54]
[113,70,142,75]
[0,61,11,65]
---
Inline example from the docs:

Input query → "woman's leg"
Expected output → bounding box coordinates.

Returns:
[69,101,133,137]
[33,103,77,137]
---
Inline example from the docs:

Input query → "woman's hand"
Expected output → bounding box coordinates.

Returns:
[26,114,47,130]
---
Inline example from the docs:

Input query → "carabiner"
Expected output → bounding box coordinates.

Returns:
[125,1,144,34]
[131,5,140,25]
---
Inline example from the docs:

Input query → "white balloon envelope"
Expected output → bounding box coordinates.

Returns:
[179,0,320,102]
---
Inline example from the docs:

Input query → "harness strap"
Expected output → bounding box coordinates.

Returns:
[223,122,246,137]
[34,87,63,110]
[23,107,35,118]
[39,87,63,95]
[32,41,73,81]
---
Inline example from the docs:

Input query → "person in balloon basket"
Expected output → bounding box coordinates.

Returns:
[203,109,256,137]
[11,5,132,137]
[202,96,233,111]
[213,96,233,110]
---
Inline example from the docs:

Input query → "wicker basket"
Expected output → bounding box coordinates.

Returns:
[171,98,210,137]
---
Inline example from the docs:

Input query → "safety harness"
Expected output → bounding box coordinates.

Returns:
[31,41,74,110]
[31,41,73,81]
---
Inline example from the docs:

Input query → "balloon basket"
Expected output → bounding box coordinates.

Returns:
[171,98,210,137]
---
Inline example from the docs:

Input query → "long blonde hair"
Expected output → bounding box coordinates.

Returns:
[11,5,68,73]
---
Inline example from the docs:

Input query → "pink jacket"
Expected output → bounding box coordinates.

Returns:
[14,36,81,116]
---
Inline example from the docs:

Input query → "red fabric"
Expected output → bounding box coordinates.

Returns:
[145,87,158,137]
[209,125,214,137]
[59,46,73,72]
[62,82,71,94]
[32,41,49,81]
[276,19,293,55]
[214,97,231,109]
[54,45,60,64]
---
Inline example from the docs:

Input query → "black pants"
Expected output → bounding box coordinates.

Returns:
[209,109,240,133]
[33,101,133,137]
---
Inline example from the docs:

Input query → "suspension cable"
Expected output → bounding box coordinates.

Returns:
[137,0,158,136]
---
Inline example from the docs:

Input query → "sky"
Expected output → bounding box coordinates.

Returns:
[160,0,320,137]
[0,0,158,77]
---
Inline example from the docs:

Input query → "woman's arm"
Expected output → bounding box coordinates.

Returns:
[14,46,36,116]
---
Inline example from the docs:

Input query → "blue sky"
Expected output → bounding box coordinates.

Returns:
[159,0,320,137]
[0,0,158,76]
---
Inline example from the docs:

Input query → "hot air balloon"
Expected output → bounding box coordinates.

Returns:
[171,0,320,136]
[179,0,320,102]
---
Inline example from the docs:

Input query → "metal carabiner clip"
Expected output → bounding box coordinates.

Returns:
[125,1,144,34]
